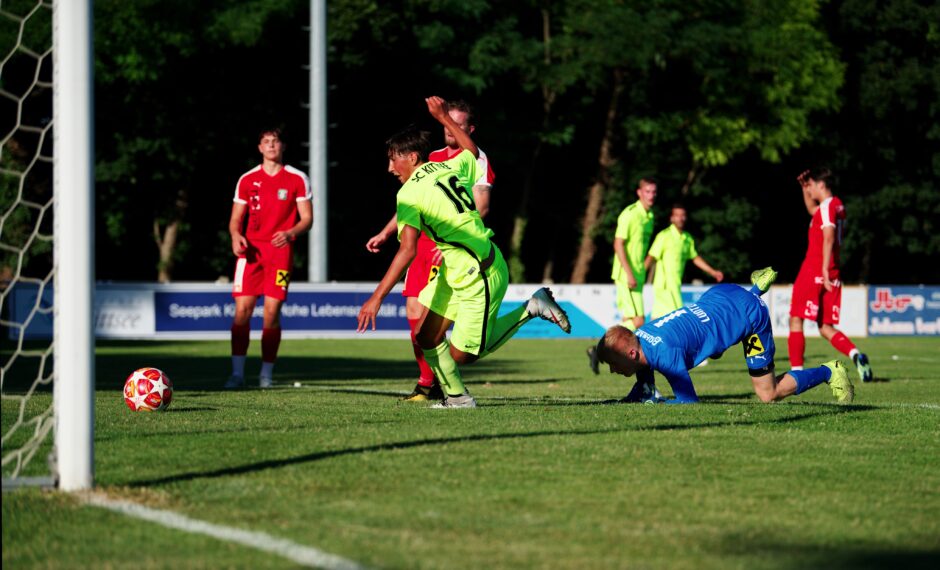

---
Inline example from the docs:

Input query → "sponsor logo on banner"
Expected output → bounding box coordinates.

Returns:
[154,291,410,332]
[869,288,922,313]
[868,286,940,336]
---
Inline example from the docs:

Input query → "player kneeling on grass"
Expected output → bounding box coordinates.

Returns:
[356,96,571,408]
[591,267,854,405]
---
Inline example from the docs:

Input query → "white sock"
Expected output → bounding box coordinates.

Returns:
[849,348,859,359]
[260,361,274,379]
[791,366,803,371]
[232,355,246,377]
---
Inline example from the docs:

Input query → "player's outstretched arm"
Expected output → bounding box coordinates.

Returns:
[366,214,399,253]
[426,96,479,158]
[357,225,419,332]
[692,256,723,282]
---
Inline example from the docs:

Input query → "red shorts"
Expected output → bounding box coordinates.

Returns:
[789,270,842,325]
[403,234,440,298]
[233,240,293,301]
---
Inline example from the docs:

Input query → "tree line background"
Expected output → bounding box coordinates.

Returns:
[4,0,939,287]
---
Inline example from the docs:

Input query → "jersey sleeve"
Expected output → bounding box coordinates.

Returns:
[648,231,665,260]
[233,174,248,204]
[655,348,700,402]
[818,197,836,229]
[475,150,494,187]
[396,187,423,241]
[687,234,698,260]
[614,209,630,240]
[287,166,312,202]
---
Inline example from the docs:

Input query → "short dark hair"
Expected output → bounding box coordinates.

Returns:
[258,127,284,144]
[637,176,657,188]
[447,99,476,127]
[386,126,431,163]
[808,167,835,190]
[671,203,686,213]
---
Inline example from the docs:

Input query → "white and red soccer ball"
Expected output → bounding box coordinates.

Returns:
[123,367,173,412]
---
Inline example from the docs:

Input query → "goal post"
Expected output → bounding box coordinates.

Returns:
[52,0,94,491]
[0,0,94,491]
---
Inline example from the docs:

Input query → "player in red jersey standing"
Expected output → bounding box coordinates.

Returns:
[366,100,495,401]
[788,168,873,382]
[225,128,313,389]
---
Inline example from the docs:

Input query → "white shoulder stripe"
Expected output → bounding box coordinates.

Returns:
[234,165,263,203]
[819,197,835,228]
[284,165,313,200]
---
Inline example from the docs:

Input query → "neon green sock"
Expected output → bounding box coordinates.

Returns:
[422,340,465,396]
[482,304,529,357]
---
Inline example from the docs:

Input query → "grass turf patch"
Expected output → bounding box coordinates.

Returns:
[4,337,940,568]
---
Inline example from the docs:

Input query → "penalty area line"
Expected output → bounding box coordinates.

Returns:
[83,493,367,570]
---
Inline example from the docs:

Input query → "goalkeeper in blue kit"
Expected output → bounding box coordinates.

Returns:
[592,268,855,404]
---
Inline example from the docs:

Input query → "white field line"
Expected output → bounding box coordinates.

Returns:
[83,493,368,570]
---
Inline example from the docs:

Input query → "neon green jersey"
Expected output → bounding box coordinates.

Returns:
[397,150,493,286]
[611,200,654,283]
[648,224,698,290]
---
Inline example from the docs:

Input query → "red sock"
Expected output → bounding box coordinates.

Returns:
[829,331,856,357]
[231,323,250,356]
[408,317,435,386]
[788,331,805,368]
[261,327,282,363]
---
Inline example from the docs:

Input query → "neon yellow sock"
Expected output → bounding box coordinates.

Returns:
[482,304,529,357]
[422,340,465,396]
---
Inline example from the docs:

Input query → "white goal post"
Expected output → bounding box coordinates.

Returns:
[0,0,94,491]
[52,0,94,491]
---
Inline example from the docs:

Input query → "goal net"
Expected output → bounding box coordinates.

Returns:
[1,0,93,491]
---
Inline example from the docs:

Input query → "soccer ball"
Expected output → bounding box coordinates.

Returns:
[123,367,174,412]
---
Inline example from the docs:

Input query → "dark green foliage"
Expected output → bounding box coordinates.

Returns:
[79,0,940,283]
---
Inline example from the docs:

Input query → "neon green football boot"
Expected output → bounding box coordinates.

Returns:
[823,359,854,404]
[750,266,778,295]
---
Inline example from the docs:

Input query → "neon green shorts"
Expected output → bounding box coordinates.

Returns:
[615,280,644,320]
[651,285,682,319]
[418,246,508,356]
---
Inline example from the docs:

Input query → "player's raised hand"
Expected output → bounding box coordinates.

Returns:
[357,295,382,332]
[426,96,448,122]
[796,169,810,187]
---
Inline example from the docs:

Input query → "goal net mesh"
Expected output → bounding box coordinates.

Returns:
[1,0,56,485]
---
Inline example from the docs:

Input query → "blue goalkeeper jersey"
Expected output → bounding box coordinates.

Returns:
[635,284,775,401]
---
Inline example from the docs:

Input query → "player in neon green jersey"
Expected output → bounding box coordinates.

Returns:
[612,178,656,330]
[646,204,723,319]
[357,96,571,408]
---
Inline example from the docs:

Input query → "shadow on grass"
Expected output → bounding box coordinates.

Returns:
[4,352,537,393]
[716,535,939,569]
[130,405,875,488]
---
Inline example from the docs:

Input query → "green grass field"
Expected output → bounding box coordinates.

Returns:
[3,337,940,569]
